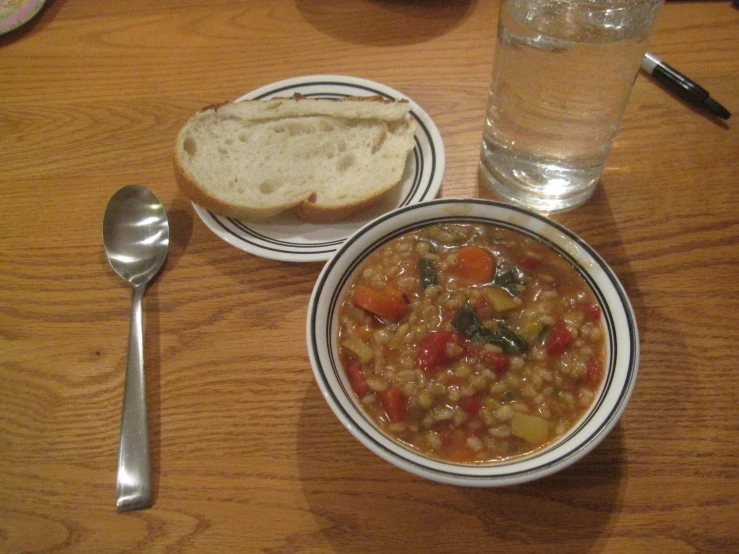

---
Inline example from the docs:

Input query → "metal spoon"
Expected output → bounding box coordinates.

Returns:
[103,185,169,512]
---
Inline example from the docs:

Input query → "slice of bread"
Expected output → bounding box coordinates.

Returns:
[174,95,417,223]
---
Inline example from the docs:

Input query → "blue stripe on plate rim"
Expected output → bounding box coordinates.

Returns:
[204,78,438,255]
[308,198,638,482]
[206,212,339,256]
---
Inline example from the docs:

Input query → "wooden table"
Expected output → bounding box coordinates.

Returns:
[2,0,737,551]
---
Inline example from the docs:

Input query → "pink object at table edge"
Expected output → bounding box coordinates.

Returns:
[0,0,47,35]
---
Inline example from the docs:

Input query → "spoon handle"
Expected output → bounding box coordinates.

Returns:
[116,284,152,511]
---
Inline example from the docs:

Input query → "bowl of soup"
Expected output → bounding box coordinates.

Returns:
[306,198,638,486]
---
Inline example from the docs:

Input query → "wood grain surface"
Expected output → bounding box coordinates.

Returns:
[1,0,737,552]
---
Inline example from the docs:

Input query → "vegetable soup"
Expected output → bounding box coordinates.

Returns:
[337,223,606,463]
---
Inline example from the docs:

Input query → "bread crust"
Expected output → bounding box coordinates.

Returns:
[173,95,416,223]
[173,155,305,220]
[294,186,393,223]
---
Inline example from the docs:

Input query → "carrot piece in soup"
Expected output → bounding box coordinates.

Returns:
[382,285,406,303]
[382,387,407,422]
[437,427,468,461]
[352,285,408,322]
[483,351,510,374]
[585,302,602,322]
[574,297,602,322]
[452,246,494,285]
[459,394,483,415]
[416,331,464,372]
[346,362,371,397]
[545,320,574,357]
[464,343,510,375]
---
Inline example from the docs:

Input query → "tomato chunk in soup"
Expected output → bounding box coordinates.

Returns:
[337,223,605,463]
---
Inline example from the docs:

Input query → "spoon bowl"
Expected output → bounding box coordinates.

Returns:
[104,186,169,286]
[103,184,169,512]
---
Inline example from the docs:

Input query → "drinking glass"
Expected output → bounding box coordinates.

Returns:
[480,0,664,212]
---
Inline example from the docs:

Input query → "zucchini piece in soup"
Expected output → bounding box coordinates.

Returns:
[511,412,549,444]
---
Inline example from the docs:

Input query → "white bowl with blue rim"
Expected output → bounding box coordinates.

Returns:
[306,198,638,486]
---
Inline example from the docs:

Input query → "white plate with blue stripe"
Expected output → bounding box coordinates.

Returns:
[192,75,445,263]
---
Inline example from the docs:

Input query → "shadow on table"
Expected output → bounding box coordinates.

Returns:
[164,195,195,273]
[296,0,476,46]
[143,196,195,507]
[295,381,627,553]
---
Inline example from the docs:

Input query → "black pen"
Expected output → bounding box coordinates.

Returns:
[641,52,731,120]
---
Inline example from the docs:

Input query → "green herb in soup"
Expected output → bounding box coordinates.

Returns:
[418,257,438,288]
[338,223,605,463]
